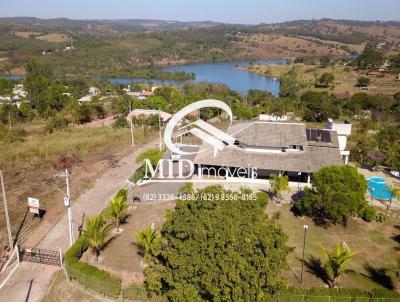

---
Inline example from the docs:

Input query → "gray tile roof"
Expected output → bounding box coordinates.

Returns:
[232,122,307,148]
[193,122,343,173]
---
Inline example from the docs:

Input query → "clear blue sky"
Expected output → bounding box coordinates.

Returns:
[1,0,399,24]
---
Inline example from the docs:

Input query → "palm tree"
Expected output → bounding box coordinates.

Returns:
[270,172,290,202]
[107,194,129,233]
[388,185,400,210]
[84,214,109,262]
[136,226,159,256]
[321,242,357,288]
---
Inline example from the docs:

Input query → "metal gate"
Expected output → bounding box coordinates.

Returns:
[19,247,62,267]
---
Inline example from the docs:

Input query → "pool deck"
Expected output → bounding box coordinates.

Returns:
[358,167,400,209]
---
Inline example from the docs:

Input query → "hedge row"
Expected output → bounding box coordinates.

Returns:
[64,235,122,298]
[276,287,400,299]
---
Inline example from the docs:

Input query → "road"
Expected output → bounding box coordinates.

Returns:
[0,138,158,302]
[132,146,199,203]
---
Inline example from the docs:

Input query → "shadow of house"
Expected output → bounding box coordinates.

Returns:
[362,264,395,290]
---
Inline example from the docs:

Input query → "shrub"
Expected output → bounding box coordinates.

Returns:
[293,165,367,224]
[64,236,121,298]
[361,205,376,222]
[45,114,70,133]
[64,236,88,268]
[70,262,121,297]
[112,116,129,128]
[376,212,387,223]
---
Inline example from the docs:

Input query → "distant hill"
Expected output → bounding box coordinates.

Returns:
[257,18,400,45]
[0,17,221,36]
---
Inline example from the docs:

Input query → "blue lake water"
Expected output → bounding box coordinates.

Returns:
[5,59,286,96]
[97,59,285,96]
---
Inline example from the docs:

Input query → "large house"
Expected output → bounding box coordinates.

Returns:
[192,121,350,184]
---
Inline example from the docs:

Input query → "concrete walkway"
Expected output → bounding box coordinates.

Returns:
[0,138,158,302]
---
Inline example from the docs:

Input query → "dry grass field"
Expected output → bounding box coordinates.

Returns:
[14,31,42,38]
[35,33,72,43]
[246,63,400,95]
[0,124,155,260]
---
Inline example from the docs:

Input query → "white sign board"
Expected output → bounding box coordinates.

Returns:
[28,197,40,208]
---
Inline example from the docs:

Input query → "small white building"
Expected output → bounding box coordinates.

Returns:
[77,95,92,103]
[88,87,100,97]
[326,119,352,165]
[12,84,27,98]
[259,112,295,122]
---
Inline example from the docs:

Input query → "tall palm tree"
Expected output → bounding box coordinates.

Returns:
[270,172,290,202]
[321,242,357,288]
[136,226,159,256]
[85,214,109,261]
[107,194,129,232]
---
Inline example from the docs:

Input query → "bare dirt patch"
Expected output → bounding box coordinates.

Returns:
[14,31,42,38]
[36,33,72,43]
[82,201,176,286]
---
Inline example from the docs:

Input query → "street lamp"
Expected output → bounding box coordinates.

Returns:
[300,224,308,284]
[0,170,13,250]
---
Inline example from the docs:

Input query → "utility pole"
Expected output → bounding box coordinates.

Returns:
[300,224,308,284]
[129,100,134,148]
[0,170,13,250]
[65,169,74,246]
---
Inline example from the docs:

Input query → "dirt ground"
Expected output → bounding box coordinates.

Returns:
[42,271,103,302]
[83,201,176,286]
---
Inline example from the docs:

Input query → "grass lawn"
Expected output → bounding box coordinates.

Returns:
[79,191,400,291]
[268,203,400,290]
[42,271,100,302]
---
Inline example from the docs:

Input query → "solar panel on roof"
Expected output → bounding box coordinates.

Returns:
[306,129,331,143]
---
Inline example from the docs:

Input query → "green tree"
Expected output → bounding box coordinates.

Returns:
[0,77,13,95]
[279,69,300,99]
[357,43,384,69]
[321,242,357,288]
[107,190,129,233]
[84,214,110,261]
[317,73,335,88]
[270,172,290,202]
[388,145,400,172]
[144,186,292,301]
[136,226,160,258]
[294,165,367,224]
[357,77,371,88]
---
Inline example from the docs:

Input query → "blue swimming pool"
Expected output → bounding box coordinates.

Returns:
[368,177,394,200]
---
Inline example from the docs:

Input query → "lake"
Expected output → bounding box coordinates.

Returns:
[97,59,286,96]
[5,59,286,96]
